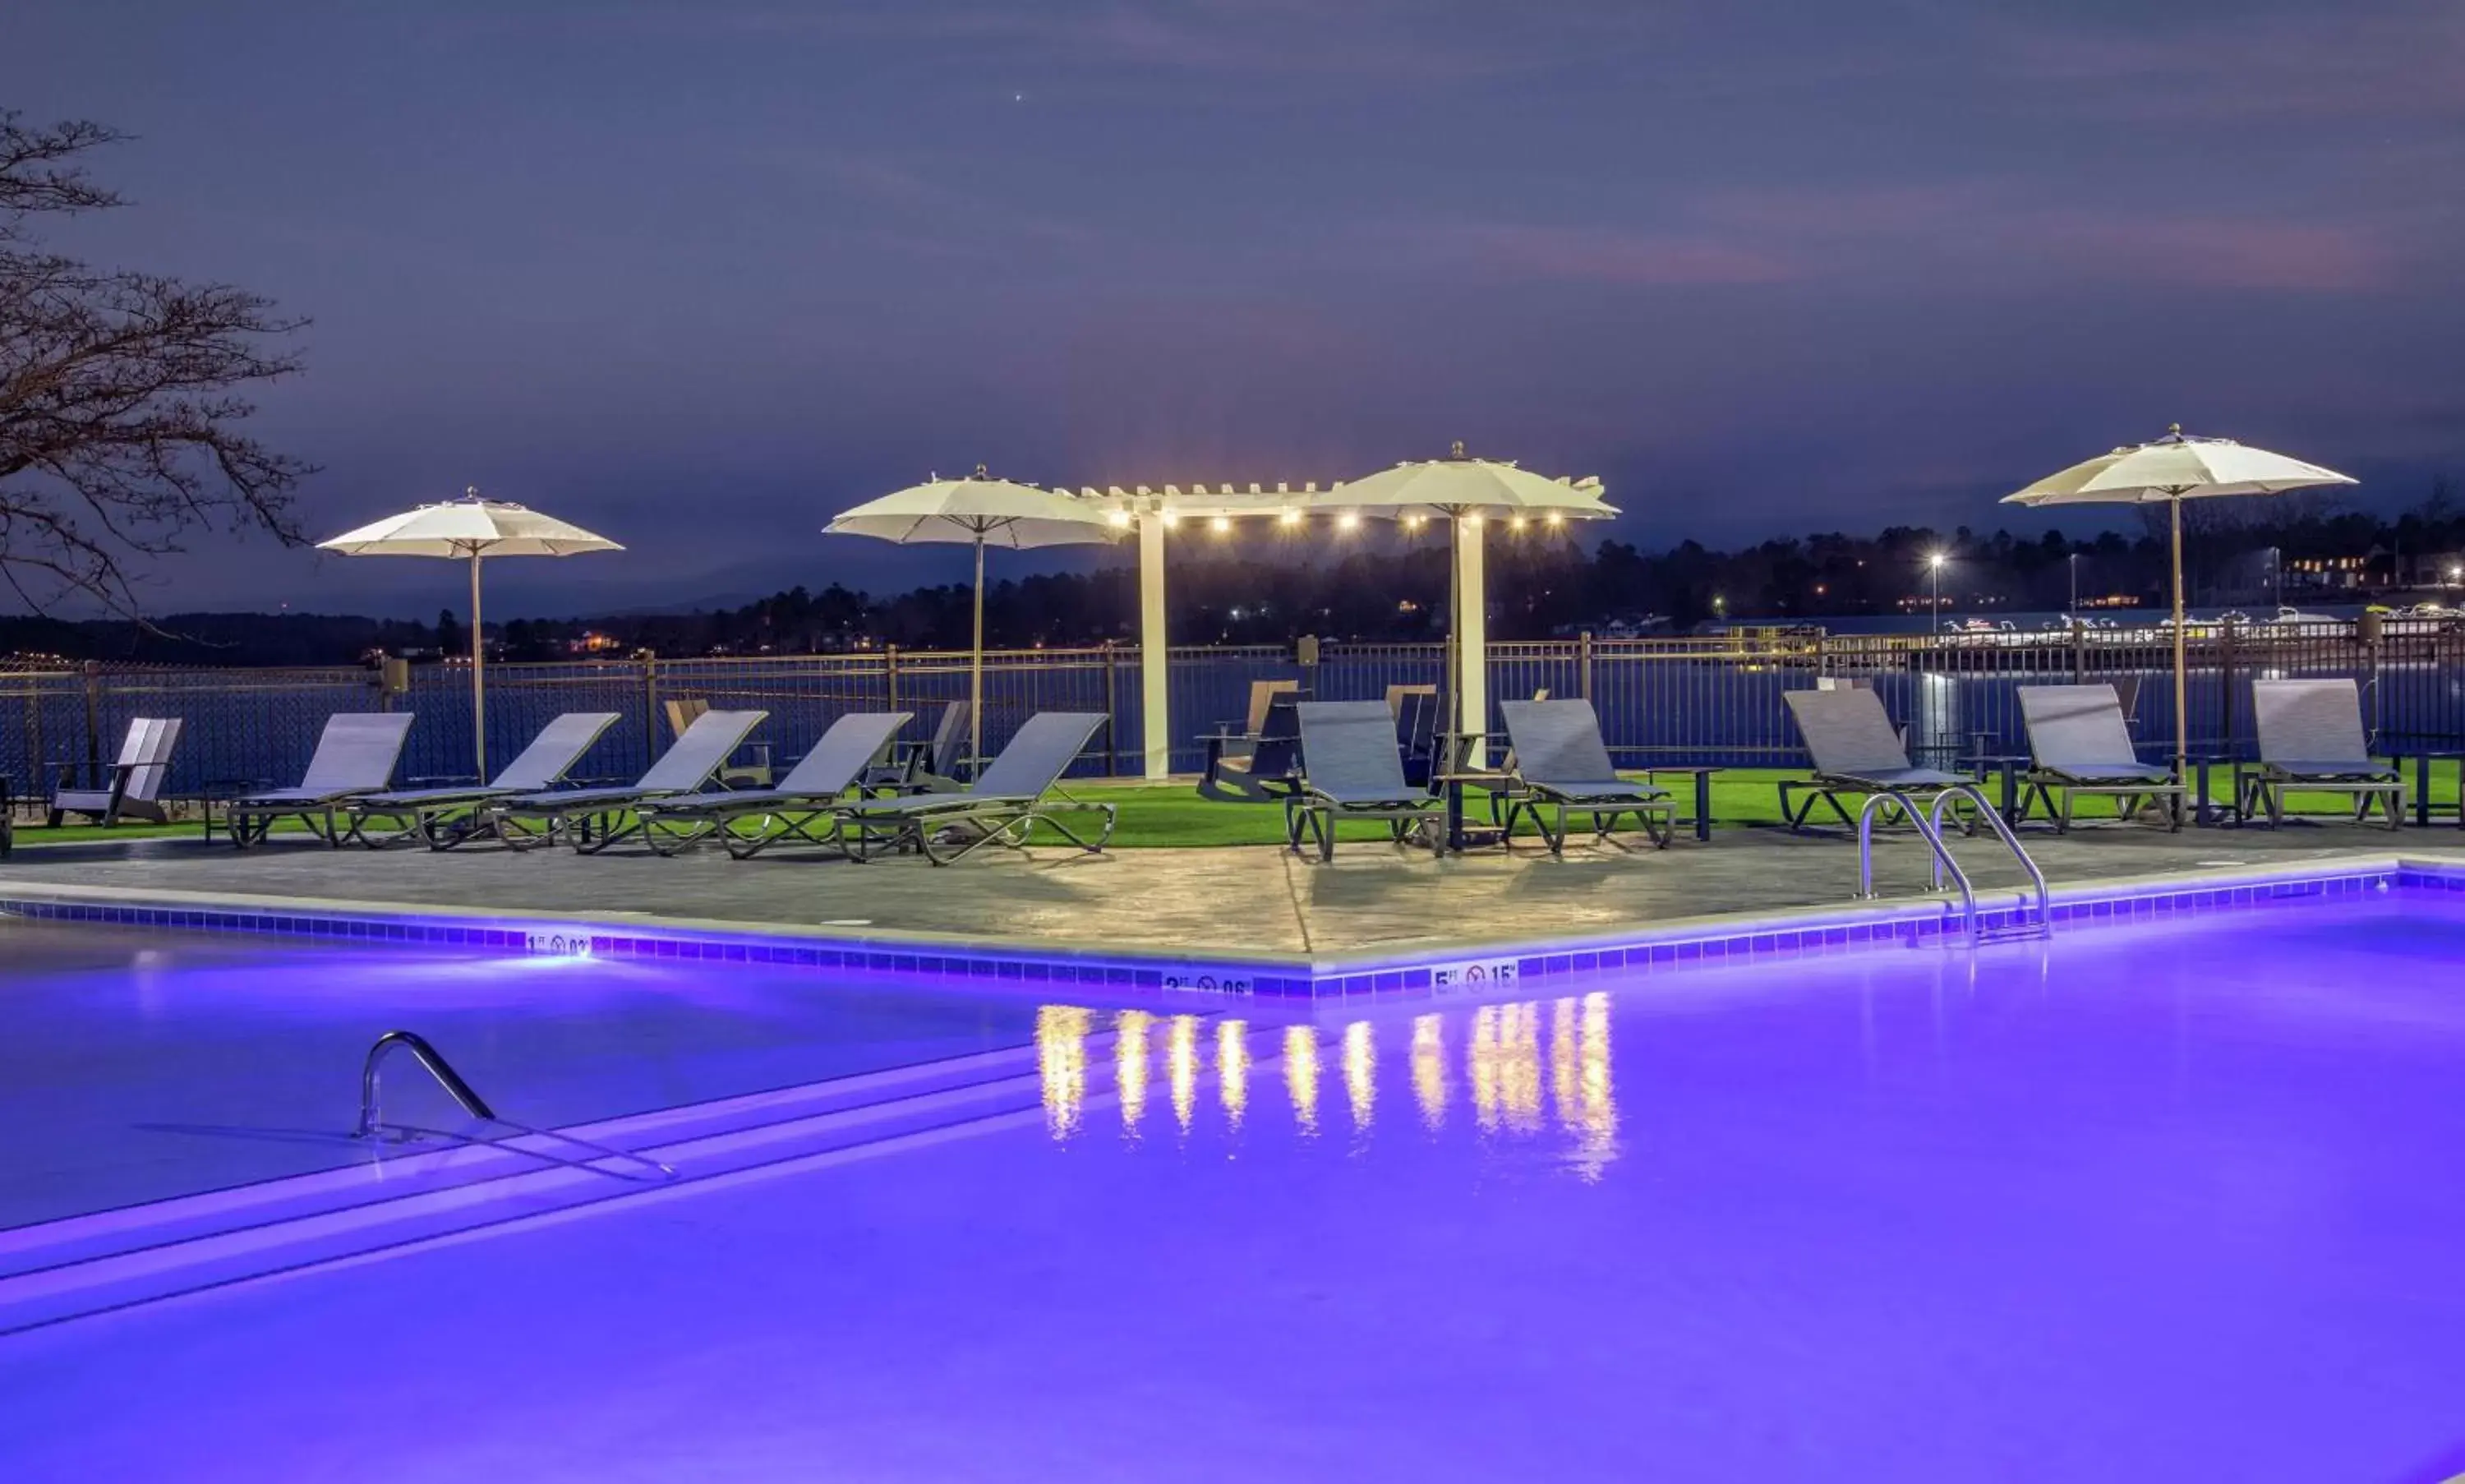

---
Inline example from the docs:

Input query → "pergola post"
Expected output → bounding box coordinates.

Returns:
[1455,517,1487,765]
[1140,511,1171,780]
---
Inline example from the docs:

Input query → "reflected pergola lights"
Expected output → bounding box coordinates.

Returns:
[1030,994,1619,1175]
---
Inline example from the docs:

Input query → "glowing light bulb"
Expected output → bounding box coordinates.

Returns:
[1106,509,1131,528]
[1545,512,1564,528]
[1337,511,1361,532]
[1278,509,1301,528]
[1510,515,1528,532]
[1161,510,1181,529]
[1211,515,1232,535]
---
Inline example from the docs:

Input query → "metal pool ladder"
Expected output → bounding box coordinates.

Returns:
[1855,785,2050,947]
[354,1030,674,1182]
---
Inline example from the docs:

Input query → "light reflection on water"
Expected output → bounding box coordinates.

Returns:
[1286,1025,1320,1137]
[1216,1021,1249,1131]
[1115,1010,1151,1138]
[1030,993,1619,1174]
[1035,1005,1091,1141]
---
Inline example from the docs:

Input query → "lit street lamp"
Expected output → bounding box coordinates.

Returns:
[1928,551,1947,634]
[2067,551,2078,617]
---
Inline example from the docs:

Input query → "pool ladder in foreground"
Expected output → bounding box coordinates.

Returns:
[355,1030,675,1183]
[1855,785,2050,948]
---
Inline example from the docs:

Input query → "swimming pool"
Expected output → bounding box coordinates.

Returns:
[5,891,2464,1479]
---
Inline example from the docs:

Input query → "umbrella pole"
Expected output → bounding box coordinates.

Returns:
[2171,496,2187,785]
[470,551,487,781]
[970,536,986,778]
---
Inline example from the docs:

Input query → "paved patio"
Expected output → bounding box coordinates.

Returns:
[5,822,2459,960]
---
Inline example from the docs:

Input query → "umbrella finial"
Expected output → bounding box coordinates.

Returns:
[974,463,989,479]
[2167,423,2182,439]
[464,484,481,500]
[1449,440,1467,460]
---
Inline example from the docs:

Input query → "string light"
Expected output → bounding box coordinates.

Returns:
[1106,509,1131,528]
[1278,509,1301,528]
[1509,515,1528,532]
[1160,510,1181,528]
[1210,515,1232,535]
[1336,511,1361,532]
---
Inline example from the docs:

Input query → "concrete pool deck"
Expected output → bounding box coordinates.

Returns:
[5,824,2464,997]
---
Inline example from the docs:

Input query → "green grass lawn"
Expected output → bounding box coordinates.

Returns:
[8,761,2456,852]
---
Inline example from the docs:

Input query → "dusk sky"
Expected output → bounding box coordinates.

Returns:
[7,0,2461,616]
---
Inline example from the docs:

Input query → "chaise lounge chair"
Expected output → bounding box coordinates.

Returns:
[343,711,623,848]
[229,712,417,848]
[1284,700,1447,862]
[859,701,972,794]
[836,711,1114,864]
[2014,684,2183,832]
[635,710,912,858]
[484,708,768,852]
[2241,678,2405,829]
[1777,688,1969,832]
[50,717,184,827]
[1497,698,1675,853]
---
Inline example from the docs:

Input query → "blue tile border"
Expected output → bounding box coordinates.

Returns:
[3,859,2460,1001]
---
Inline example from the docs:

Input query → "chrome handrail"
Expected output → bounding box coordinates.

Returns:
[354,1030,674,1183]
[1856,792,1978,944]
[357,1030,495,1133]
[1928,784,2050,940]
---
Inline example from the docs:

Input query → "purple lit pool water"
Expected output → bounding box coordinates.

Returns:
[7,895,2465,1480]
[0,920,1047,1228]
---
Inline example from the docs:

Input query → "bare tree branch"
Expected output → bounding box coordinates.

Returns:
[2,108,312,620]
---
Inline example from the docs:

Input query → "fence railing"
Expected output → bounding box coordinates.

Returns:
[5,620,2461,800]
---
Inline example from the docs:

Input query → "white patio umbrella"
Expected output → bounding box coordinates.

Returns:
[319,488,623,779]
[827,467,1118,770]
[2002,425,2355,776]
[1325,442,1616,740]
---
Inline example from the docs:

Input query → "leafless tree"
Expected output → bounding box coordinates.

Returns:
[1,109,311,615]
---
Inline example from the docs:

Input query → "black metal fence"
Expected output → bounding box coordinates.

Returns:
[6,620,2462,800]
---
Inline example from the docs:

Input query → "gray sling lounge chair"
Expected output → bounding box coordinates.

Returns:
[1777,689,1968,832]
[2015,684,2182,832]
[1285,700,1446,862]
[1498,699,1675,853]
[229,712,417,847]
[637,711,912,858]
[860,702,972,794]
[836,712,1113,864]
[2242,678,2404,828]
[486,709,768,853]
[344,711,621,848]
[50,717,183,827]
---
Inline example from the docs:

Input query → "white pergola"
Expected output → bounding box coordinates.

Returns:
[1072,477,1601,779]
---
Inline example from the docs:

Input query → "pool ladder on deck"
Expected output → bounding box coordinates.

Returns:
[354,1030,675,1182]
[1855,785,2050,947]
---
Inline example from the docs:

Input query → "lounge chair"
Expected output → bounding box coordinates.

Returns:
[1285,700,1447,862]
[1394,689,1442,789]
[663,696,772,787]
[228,712,417,848]
[636,710,912,858]
[2241,678,2404,828]
[343,711,622,848]
[1497,698,1674,853]
[1200,691,1307,803]
[860,701,972,794]
[837,712,1114,864]
[49,717,184,827]
[485,709,769,852]
[1777,689,1969,832]
[2014,684,2183,832]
